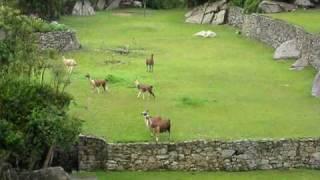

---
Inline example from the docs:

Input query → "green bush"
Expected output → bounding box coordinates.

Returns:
[244,0,262,13]
[0,78,82,170]
[230,0,262,13]
[147,0,186,9]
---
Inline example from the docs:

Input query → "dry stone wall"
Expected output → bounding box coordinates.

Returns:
[227,6,320,71]
[37,31,81,52]
[78,135,320,171]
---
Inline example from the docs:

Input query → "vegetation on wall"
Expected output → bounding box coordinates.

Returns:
[231,0,262,13]
[0,6,82,170]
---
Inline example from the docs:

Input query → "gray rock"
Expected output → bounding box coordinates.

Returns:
[274,40,301,60]
[212,10,226,25]
[295,0,315,7]
[72,0,95,16]
[19,167,70,180]
[133,1,143,8]
[202,12,215,24]
[106,0,122,10]
[185,12,204,24]
[290,57,309,70]
[185,0,227,25]
[221,149,235,158]
[312,152,320,160]
[312,71,320,97]
[96,0,106,10]
[259,1,283,13]
[259,1,296,13]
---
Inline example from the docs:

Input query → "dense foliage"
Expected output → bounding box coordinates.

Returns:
[0,6,81,170]
[231,0,262,13]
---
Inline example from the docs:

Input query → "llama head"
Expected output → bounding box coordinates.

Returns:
[134,80,140,86]
[141,110,149,117]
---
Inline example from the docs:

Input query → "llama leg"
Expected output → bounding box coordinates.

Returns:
[97,88,100,94]
[137,91,141,98]
[142,93,145,100]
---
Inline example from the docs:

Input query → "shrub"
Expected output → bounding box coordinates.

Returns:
[230,0,262,13]
[147,0,186,9]
[244,0,262,13]
[0,78,82,170]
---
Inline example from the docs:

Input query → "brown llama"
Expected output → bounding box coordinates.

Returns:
[141,110,171,142]
[146,54,154,72]
[135,80,155,99]
[85,74,108,93]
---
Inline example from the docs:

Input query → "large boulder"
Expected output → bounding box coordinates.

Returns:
[185,0,228,25]
[258,1,297,13]
[295,0,315,7]
[212,9,226,25]
[96,0,106,10]
[312,71,320,97]
[274,40,301,60]
[72,0,95,16]
[18,167,70,180]
[106,0,122,10]
[290,57,309,70]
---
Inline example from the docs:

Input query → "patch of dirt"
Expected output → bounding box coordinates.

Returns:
[112,12,133,17]
[104,60,125,65]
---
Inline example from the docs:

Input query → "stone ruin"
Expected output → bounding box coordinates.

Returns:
[72,0,96,16]
[185,0,228,25]
[258,0,320,13]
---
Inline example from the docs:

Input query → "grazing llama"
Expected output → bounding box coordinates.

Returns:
[141,110,171,142]
[85,74,108,93]
[135,80,155,99]
[62,56,77,73]
[146,54,154,72]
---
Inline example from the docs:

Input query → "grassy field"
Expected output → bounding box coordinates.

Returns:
[60,9,320,142]
[269,9,320,33]
[73,170,320,180]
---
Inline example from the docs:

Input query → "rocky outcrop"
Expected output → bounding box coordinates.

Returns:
[18,167,70,180]
[76,135,320,171]
[258,0,297,13]
[96,0,106,10]
[294,0,315,8]
[72,0,95,16]
[312,71,320,97]
[37,31,81,52]
[274,40,301,60]
[106,0,122,10]
[185,0,228,25]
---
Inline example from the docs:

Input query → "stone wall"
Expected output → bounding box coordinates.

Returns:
[37,31,81,51]
[227,6,320,70]
[78,135,320,171]
[78,135,108,170]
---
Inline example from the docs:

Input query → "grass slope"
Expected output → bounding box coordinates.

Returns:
[60,9,320,142]
[269,9,320,33]
[74,170,320,180]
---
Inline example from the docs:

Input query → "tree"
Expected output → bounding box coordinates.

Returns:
[0,6,82,170]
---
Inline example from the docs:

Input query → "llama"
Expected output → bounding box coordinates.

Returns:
[85,74,108,93]
[135,80,155,99]
[62,56,77,73]
[146,54,154,72]
[141,110,171,142]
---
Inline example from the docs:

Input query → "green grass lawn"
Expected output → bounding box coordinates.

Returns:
[73,170,320,180]
[60,9,320,142]
[268,9,320,33]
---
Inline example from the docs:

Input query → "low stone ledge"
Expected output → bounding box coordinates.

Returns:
[76,135,320,171]
[36,31,81,52]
